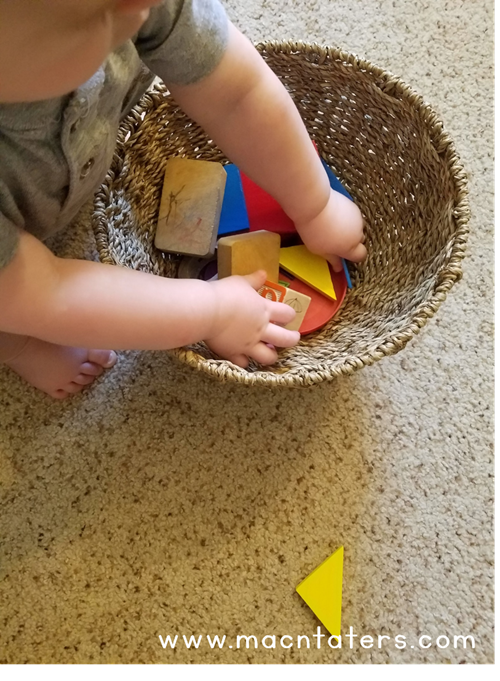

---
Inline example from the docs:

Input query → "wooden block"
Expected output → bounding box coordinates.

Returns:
[320,156,353,201]
[217,230,281,282]
[257,279,311,332]
[155,157,226,257]
[296,546,344,637]
[341,258,353,289]
[217,164,250,237]
[279,245,336,300]
[240,170,297,237]
[279,269,347,335]
[258,280,288,303]
[282,288,311,331]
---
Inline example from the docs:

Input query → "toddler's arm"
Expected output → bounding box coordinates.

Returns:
[166,22,367,270]
[0,230,298,367]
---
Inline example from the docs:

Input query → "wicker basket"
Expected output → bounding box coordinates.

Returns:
[92,41,470,387]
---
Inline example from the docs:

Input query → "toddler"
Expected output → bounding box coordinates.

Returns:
[0,0,366,399]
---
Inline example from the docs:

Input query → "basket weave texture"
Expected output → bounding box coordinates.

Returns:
[93,42,470,387]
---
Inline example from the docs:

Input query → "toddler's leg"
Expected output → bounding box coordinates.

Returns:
[0,331,117,399]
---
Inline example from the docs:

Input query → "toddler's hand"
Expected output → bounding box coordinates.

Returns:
[205,270,300,368]
[295,188,367,272]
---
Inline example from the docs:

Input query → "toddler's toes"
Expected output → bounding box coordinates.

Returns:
[3,338,118,400]
[87,349,117,369]
[53,388,70,400]
[73,373,97,386]
[64,382,87,395]
[80,362,105,378]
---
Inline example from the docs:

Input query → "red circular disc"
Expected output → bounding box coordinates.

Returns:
[278,267,347,335]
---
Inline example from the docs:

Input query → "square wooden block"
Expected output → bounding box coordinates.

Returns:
[217,230,281,282]
[283,288,311,331]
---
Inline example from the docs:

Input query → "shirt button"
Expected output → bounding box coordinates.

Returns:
[80,157,95,179]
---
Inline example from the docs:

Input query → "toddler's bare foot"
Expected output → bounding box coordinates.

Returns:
[2,336,117,399]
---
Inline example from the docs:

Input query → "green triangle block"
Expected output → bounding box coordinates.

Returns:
[296,546,344,636]
[279,245,336,300]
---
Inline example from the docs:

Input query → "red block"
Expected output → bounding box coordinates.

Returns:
[240,171,297,237]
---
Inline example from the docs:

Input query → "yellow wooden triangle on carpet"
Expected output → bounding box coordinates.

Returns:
[296,546,344,636]
[279,246,336,300]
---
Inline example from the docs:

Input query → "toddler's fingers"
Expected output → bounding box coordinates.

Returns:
[244,269,268,290]
[327,254,343,272]
[226,353,250,368]
[250,342,279,366]
[344,243,367,262]
[263,322,301,349]
[267,300,296,326]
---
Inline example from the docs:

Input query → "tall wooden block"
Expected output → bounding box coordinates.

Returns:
[217,230,281,282]
[155,157,227,257]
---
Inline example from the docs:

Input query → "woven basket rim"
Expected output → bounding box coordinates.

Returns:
[93,41,470,388]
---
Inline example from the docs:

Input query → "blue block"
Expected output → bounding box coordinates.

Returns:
[320,158,353,201]
[218,164,250,236]
[321,158,354,288]
[341,258,353,289]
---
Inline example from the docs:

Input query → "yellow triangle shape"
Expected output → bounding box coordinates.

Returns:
[296,546,344,636]
[279,246,336,300]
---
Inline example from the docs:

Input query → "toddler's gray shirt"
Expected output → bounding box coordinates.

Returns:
[0,0,229,271]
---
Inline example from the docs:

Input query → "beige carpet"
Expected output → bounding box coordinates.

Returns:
[0,0,494,665]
